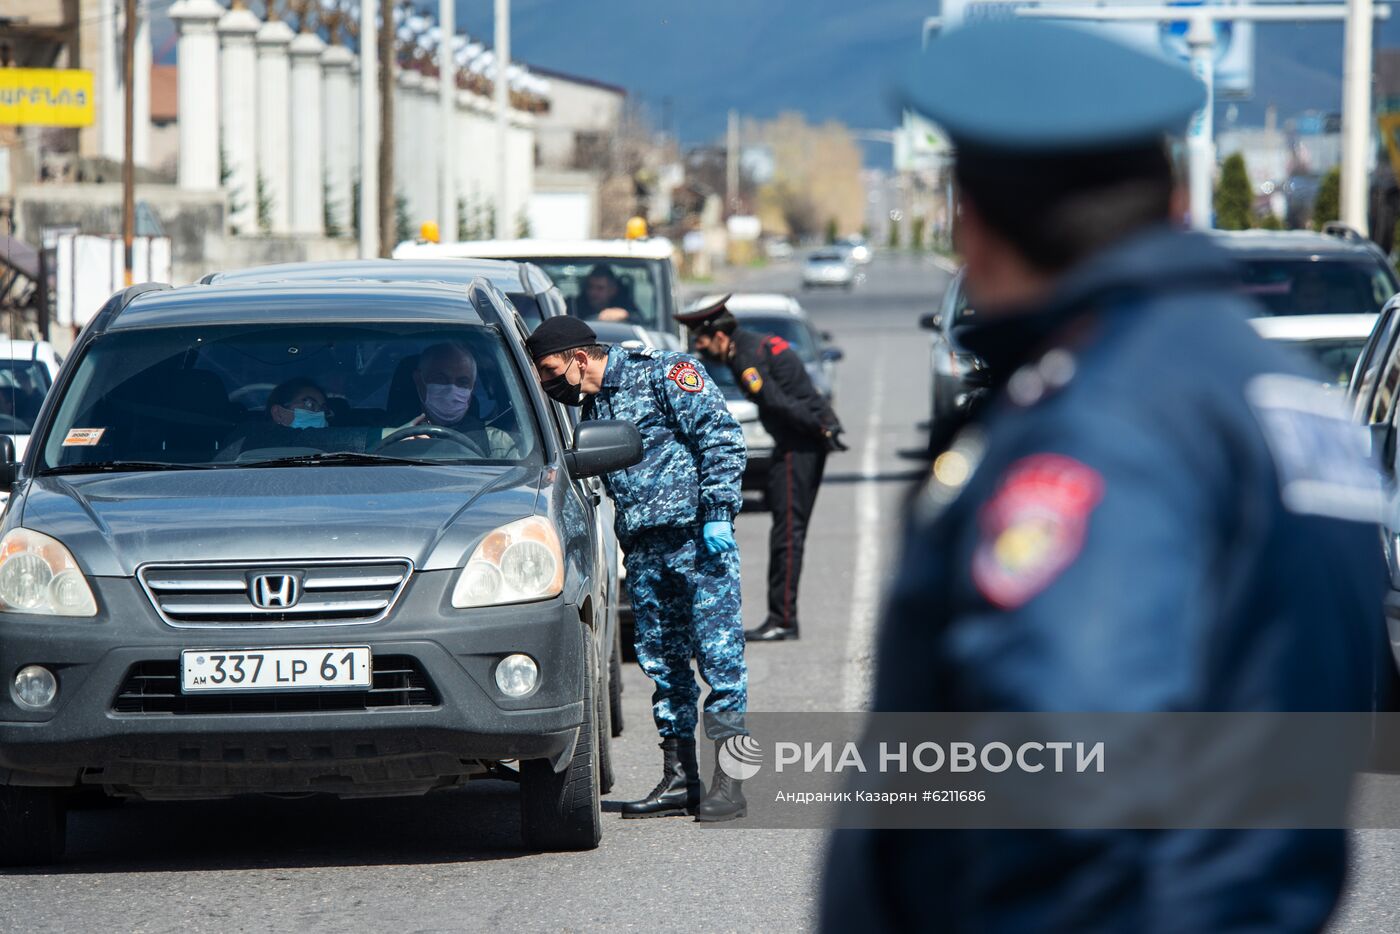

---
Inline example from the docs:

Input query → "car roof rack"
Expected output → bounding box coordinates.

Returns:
[1321,222,1366,244]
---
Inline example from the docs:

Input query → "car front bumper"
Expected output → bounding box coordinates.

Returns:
[0,570,586,797]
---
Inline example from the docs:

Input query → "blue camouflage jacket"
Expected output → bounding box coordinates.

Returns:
[583,344,745,540]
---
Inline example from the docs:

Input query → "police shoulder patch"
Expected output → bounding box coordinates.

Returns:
[741,366,763,394]
[971,454,1104,609]
[667,361,705,393]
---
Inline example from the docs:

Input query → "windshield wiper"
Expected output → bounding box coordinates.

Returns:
[42,461,219,475]
[240,451,436,468]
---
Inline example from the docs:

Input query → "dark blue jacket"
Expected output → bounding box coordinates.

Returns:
[583,344,745,541]
[822,228,1391,933]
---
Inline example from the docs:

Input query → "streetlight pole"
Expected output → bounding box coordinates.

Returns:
[1343,0,1376,232]
[377,0,395,255]
[121,0,136,285]
[494,0,510,239]
[1018,3,1391,233]
[359,0,379,259]
[438,0,456,242]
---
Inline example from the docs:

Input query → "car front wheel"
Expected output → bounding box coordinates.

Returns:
[520,633,603,851]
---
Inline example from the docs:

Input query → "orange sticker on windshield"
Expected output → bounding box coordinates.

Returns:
[62,428,106,447]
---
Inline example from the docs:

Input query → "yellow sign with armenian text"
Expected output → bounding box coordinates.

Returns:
[0,69,96,128]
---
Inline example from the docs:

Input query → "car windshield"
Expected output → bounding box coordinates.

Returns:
[698,358,744,400]
[39,323,542,472]
[527,258,669,332]
[1281,337,1370,388]
[1234,259,1394,316]
[739,316,818,362]
[0,358,53,436]
[809,252,845,263]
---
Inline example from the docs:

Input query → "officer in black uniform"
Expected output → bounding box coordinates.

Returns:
[821,19,1392,932]
[676,295,845,642]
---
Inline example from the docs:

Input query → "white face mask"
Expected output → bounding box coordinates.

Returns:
[423,382,473,425]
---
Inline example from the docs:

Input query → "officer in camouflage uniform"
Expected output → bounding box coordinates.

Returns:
[525,315,750,822]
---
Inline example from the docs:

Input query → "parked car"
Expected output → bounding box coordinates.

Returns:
[1248,314,1378,389]
[0,338,62,506]
[0,277,643,864]
[394,238,685,349]
[204,257,567,332]
[1212,226,1399,317]
[802,250,856,290]
[920,270,990,429]
[687,293,844,400]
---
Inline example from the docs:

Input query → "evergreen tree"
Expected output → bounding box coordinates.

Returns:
[1312,167,1341,231]
[256,172,273,235]
[395,192,411,246]
[825,218,839,245]
[887,219,900,250]
[911,216,926,251]
[1214,152,1253,231]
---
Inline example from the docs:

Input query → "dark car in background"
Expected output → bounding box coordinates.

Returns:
[920,270,990,428]
[1211,226,1398,317]
[0,278,642,864]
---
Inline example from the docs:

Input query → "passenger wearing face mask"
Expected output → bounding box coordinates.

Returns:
[267,378,331,429]
[390,342,520,459]
[525,315,751,823]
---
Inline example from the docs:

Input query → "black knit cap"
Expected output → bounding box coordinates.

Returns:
[525,316,598,361]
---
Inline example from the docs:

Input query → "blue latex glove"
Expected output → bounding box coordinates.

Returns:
[702,520,736,554]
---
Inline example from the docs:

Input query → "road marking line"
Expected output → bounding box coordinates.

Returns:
[842,360,885,711]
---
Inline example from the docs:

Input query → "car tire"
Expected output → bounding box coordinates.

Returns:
[0,786,67,867]
[520,633,602,851]
[609,625,624,738]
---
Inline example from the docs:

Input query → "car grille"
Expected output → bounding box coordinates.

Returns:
[138,560,412,628]
[111,655,438,714]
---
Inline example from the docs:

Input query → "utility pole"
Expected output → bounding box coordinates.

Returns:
[494,0,510,238]
[726,108,739,214]
[121,0,136,285]
[439,0,456,242]
[378,0,395,255]
[359,0,379,259]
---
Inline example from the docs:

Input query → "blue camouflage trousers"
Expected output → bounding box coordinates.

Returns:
[624,527,748,740]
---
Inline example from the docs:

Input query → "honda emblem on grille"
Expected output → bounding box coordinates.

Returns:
[250,573,301,609]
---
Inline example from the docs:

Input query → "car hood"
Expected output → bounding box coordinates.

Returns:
[15,464,544,577]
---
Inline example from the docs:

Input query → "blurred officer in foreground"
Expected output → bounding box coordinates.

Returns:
[677,296,846,642]
[822,19,1389,932]
[525,316,751,821]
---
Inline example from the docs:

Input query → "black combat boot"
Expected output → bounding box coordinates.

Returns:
[695,739,748,822]
[620,737,702,818]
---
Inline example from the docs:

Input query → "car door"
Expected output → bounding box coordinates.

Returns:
[1353,296,1400,421]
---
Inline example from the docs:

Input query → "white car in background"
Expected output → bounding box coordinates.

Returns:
[1248,314,1377,389]
[802,250,856,290]
[0,338,63,505]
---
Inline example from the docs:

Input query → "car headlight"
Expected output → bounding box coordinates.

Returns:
[452,516,565,608]
[0,528,97,616]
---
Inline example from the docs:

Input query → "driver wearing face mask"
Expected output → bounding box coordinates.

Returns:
[390,342,520,459]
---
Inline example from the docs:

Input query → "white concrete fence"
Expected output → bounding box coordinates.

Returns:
[161,0,544,242]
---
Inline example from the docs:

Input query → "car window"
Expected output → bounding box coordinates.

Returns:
[0,358,53,436]
[1352,305,1399,420]
[528,258,667,332]
[1370,331,1400,425]
[39,323,542,470]
[505,291,544,330]
[809,252,845,263]
[1234,258,1394,316]
[740,316,818,362]
[1280,338,1370,388]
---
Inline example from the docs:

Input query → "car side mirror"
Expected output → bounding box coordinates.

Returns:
[566,420,643,479]
[821,346,845,362]
[919,312,942,331]
[819,330,834,342]
[0,436,16,491]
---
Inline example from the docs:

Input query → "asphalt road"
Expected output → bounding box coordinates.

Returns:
[0,254,941,933]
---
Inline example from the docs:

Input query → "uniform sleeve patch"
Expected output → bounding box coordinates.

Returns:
[1245,373,1386,523]
[741,366,763,394]
[667,361,705,393]
[971,454,1104,609]
[764,336,790,355]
